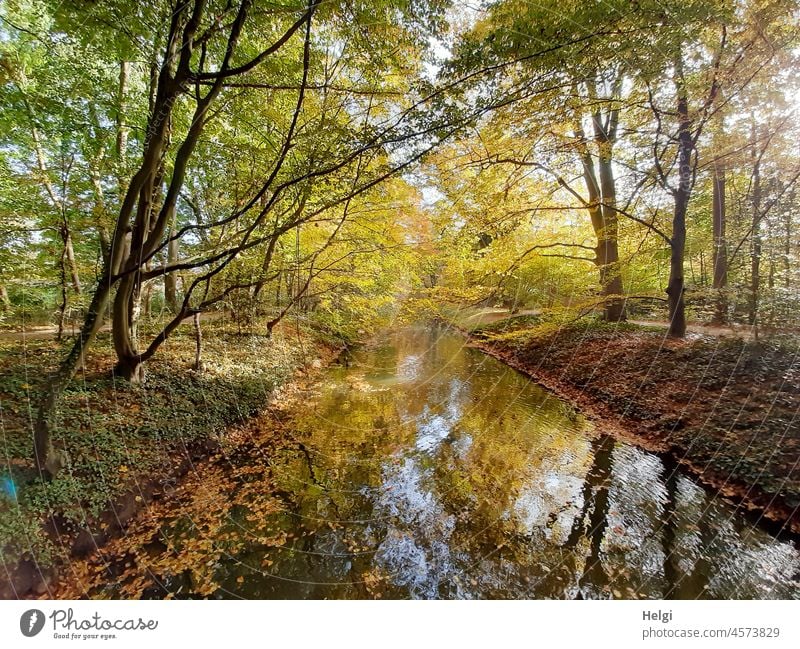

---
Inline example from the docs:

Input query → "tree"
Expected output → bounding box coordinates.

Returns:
[447,2,635,321]
[26,0,453,475]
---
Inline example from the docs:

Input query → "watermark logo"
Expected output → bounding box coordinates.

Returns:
[15,607,159,641]
[20,609,45,637]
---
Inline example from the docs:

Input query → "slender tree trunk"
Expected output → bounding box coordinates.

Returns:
[56,242,68,342]
[26,113,82,295]
[749,123,762,328]
[699,250,706,286]
[785,194,792,290]
[141,278,154,318]
[667,64,692,339]
[0,284,10,312]
[193,312,203,371]
[57,213,81,338]
[116,60,130,189]
[89,170,112,265]
[164,213,179,312]
[711,158,728,324]
[575,94,626,322]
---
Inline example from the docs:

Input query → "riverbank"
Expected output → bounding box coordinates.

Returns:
[0,320,339,598]
[461,316,800,533]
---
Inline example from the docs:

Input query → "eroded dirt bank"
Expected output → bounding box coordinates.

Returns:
[465,320,800,533]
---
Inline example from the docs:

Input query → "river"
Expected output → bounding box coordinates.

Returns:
[184,325,799,599]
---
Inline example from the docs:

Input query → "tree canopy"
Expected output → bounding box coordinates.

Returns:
[1,0,799,474]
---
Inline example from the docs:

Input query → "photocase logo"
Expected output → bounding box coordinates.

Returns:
[20,609,45,637]
[16,607,159,639]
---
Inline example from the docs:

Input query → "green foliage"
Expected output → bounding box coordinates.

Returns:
[469,313,542,338]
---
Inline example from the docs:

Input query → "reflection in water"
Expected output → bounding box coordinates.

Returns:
[199,327,800,598]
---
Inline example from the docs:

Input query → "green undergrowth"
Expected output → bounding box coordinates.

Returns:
[0,320,329,570]
[469,313,647,346]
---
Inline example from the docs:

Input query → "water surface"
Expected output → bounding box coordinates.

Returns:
[203,326,800,598]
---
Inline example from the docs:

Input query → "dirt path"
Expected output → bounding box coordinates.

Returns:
[0,312,220,342]
[629,319,756,339]
[459,307,759,339]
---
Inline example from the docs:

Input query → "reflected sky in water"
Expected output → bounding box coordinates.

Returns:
[213,326,800,599]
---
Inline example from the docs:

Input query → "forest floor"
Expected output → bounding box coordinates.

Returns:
[456,312,800,533]
[0,318,340,598]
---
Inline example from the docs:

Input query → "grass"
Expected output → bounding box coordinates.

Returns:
[468,311,646,345]
[469,313,543,338]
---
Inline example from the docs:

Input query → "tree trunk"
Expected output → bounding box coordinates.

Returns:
[667,227,688,338]
[193,312,203,371]
[661,456,680,598]
[596,153,625,322]
[27,113,82,295]
[711,158,728,324]
[141,278,154,319]
[784,189,793,290]
[114,355,145,383]
[0,284,10,312]
[594,98,625,322]
[699,250,706,286]
[116,60,130,184]
[749,123,762,328]
[575,105,626,322]
[56,246,68,342]
[89,170,112,265]
[164,214,179,312]
[667,65,692,339]
[112,270,145,383]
